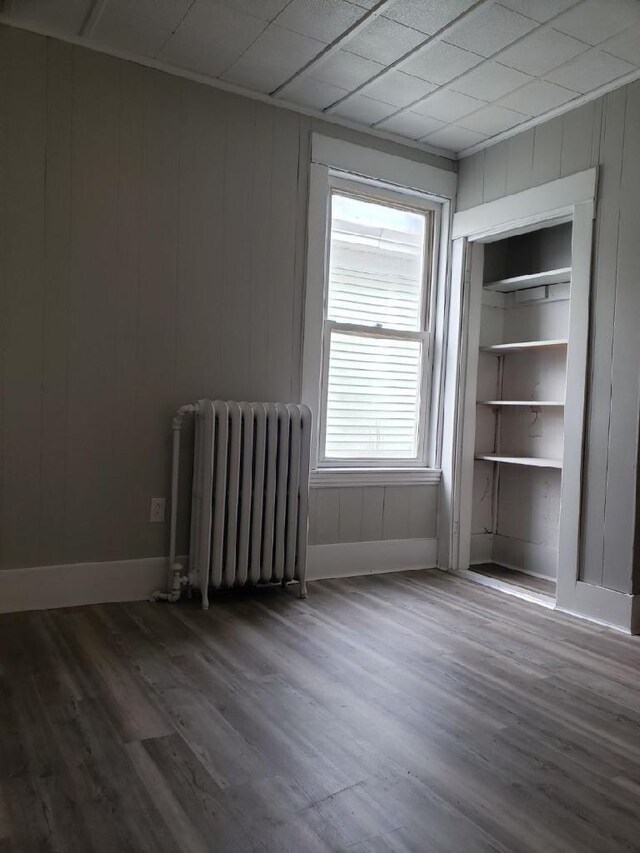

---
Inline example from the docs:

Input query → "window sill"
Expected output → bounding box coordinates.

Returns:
[309,468,441,488]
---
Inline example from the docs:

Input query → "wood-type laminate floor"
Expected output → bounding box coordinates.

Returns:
[1,569,639,852]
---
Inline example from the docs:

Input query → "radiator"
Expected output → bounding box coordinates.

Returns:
[167,400,312,609]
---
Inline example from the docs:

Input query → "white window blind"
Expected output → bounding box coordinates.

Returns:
[321,189,433,465]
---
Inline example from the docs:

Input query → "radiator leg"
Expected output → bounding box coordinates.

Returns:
[299,579,307,599]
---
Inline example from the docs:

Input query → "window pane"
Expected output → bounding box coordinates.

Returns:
[325,331,422,460]
[327,193,427,332]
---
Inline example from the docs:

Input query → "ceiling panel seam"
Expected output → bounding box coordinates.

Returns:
[271,0,398,97]
[155,0,204,58]
[421,11,636,154]
[366,0,586,131]
[325,0,494,113]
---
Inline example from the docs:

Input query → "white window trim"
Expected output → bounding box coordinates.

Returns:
[317,178,437,470]
[302,134,455,487]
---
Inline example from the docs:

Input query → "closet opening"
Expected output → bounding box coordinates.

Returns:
[469,221,574,605]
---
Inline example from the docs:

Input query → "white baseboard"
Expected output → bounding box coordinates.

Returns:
[1,543,635,634]
[470,533,557,581]
[492,534,557,580]
[0,556,169,614]
[0,539,438,614]
[455,568,639,632]
[556,580,639,634]
[308,538,438,580]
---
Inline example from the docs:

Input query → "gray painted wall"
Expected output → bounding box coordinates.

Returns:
[0,25,448,571]
[457,82,640,595]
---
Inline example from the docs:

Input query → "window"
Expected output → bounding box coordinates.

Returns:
[315,177,438,470]
[302,136,454,484]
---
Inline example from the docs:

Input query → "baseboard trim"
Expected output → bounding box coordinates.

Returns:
[455,569,639,632]
[308,538,438,581]
[0,539,438,614]
[2,545,634,632]
[0,557,169,614]
[556,580,639,634]
[470,534,557,581]
[492,534,557,580]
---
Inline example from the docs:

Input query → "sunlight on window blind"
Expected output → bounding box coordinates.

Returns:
[328,194,426,331]
[324,193,427,461]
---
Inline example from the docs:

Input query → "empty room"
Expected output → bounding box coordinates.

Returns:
[1,0,640,850]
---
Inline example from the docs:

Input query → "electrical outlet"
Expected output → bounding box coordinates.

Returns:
[150,497,166,523]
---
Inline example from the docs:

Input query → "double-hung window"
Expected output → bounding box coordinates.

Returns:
[317,176,438,470]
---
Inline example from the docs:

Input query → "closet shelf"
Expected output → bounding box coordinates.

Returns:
[477,400,564,407]
[483,267,571,293]
[475,454,562,469]
[480,339,568,354]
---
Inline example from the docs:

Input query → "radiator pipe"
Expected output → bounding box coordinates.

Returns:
[150,403,197,603]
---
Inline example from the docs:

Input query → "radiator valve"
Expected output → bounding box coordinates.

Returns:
[149,565,188,603]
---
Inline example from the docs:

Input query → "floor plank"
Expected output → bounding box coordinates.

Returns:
[1,569,639,852]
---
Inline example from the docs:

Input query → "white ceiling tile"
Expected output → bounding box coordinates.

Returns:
[382,0,479,36]
[214,0,292,20]
[458,103,527,134]
[360,70,437,107]
[603,25,640,65]
[497,28,589,76]
[424,124,487,151]
[377,111,446,139]
[344,16,426,64]
[5,0,93,33]
[554,0,640,45]
[310,50,385,89]
[222,56,291,92]
[400,40,483,84]
[282,77,350,109]
[499,0,577,23]
[443,4,537,57]
[332,93,397,123]
[412,88,487,121]
[92,0,193,56]
[160,2,267,76]
[451,62,532,100]
[222,22,329,93]
[275,0,366,42]
[236,24,327,68]
[545,49,636,93]
[499,78,576,114]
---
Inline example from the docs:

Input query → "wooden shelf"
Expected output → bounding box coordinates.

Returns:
[477,400,564,407]
[475,454,562,469]
[480,339,568,354]
[483,267,571,293]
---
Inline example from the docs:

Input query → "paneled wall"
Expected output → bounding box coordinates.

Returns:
[0,25,452,571]
[309,486,438,545]
[457,82,640,595]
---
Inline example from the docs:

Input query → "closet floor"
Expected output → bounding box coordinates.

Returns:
[472,561,556,598]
